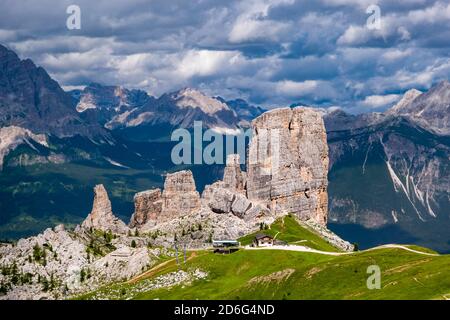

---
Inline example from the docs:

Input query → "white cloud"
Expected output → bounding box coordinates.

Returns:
[41,47,113,71]
[407,2,450,24]
[382,49,412,61]
[337,25,373,46]
[275,80,319,96]
[229,19,290,43]
[176,50,243,78]
[228,0,295,43]
[362,94,401,108]
[2,0,450,110]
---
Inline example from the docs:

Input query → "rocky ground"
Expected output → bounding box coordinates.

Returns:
[0,224,176,300]
[87,268,208,300]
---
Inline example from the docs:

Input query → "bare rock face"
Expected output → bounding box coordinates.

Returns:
[129,189,162,228]
[160,170,201,220]
[82,184,128,234]
[244,203,271,222]
[207,187,235,214]
[201,181,226,204]
[223,154,246,192]
[131,170,202,229]
[246,107,329,224]
[91,246,151,282]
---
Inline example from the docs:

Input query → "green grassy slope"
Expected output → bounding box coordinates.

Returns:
[77,247,450,300]
[76,217,449,300]
[238,215,341,252]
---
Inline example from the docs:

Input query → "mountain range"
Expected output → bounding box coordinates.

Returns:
[323,88,450,252]
[0,44,448,252]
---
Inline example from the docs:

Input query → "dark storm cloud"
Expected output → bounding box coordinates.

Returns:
[1,0,450,112]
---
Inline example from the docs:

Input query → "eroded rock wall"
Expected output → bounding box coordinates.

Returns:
[246,107,329,224]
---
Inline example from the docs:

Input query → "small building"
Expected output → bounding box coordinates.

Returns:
[253,234,274,247]
[212,240,240,254]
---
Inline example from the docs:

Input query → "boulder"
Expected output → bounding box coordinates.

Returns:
[208,187,235,214]
[231,193,252,218]
[244,203,271,221]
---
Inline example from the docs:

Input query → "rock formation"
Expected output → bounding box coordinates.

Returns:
[0,106,354,300]
[159,170,201,220]
[82,184,128,234]
[246,107,329,224]
[129,170,201,228]
[202,154,263,220]
[91,246,151,282]
[222,154,246,192]
[129,189,163,228]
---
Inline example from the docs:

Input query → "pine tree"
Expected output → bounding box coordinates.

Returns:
[80,269,86,283]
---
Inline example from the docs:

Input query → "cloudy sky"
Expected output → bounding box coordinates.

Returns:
[1,0,450,112]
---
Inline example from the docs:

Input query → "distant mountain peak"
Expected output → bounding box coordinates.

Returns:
[171,87,231,115]
[71,82,152,125]
[385,80,450,135]
[0,44,105,139]
[387,88,422,114]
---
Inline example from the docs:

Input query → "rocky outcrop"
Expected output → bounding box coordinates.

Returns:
[91,246,151,283]
[129,189,163,228]
[0,223,167,300]
[140,207,259,248]
[222,154,246,192]
[303,220,354,252]
[160,170,201,220]
[0,226,88,300]
[130,170,202,229]
[202,155,262,220]
[246,107,329,225]
[82,185,128,234]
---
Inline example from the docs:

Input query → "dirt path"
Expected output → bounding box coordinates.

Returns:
[127,258,177,284]
[245,244,440,257]
[362,244,439,256]
[127,251,201,284]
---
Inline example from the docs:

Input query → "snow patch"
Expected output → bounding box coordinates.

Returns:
[76,100,97,113]
[0,126,48,169]
[391,210,398,223]
[104,157,129,169]
[385,160,425,221]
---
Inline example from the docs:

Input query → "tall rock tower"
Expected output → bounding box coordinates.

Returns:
[82,184,128,234]
[246,107,329,224]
